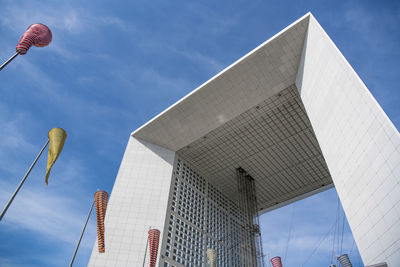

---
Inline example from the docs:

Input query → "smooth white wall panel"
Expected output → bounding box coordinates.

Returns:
[296,15,400,266]
[88,137,175,267]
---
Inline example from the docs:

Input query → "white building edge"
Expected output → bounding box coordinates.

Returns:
[89,13,400,267]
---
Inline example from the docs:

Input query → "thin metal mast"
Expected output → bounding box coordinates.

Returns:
[0,52,19,71]
[69,200,95,267]
[236,167,265,267]
[0,139,49,221]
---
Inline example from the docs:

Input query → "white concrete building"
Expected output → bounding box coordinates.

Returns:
[88,13,400,267]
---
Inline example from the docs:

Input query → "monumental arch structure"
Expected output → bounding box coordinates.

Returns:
[89,13,400,267]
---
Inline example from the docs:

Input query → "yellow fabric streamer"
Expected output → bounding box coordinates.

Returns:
[45,128,67,185]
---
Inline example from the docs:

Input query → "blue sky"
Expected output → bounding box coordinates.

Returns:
[0,0,399,266]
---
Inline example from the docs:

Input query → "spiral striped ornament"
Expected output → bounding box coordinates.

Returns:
[270,256,283,267]
[148,229,160,267]
[337,254,352,267]
[16,34,36,55]
[16,23,52,55]
[94,190,109,253]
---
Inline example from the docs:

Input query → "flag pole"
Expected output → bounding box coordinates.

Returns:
[69,199,95,267]
[267,252,271,267]
[0,52,19,71]
[142,226,151,267]
[0,139,49,221]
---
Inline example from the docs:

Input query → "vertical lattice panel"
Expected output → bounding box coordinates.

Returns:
[237,167,265,267]
[160,158,265,266]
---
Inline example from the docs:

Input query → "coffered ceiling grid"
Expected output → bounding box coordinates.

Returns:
[133,15,310,151]
[177,85,332,210]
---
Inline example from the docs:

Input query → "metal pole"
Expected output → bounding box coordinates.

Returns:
[0,52,19,71]
[69,200,95,267]
[142,227,151,267]
[267,252,271,267]
[0,139,49,221]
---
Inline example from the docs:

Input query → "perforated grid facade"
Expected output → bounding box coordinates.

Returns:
[160,157,245,267]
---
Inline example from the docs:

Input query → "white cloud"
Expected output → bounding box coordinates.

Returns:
[260,192,361,266]
[0,110,97,265]
[0,1,131,61]
[0,156,98,266]
[343,4,399,52]
[0,107,40,177]
[0,132,97,249]
[63,11,81,33]
[181,50,226,74]
[0,181,95,247]
[0,116,36,152]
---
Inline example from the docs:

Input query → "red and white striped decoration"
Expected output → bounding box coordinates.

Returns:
[270,256,283,267]
[16,34,35,55]
[16,23,52,55]
[148,229,160,267]
[94,190,109,253]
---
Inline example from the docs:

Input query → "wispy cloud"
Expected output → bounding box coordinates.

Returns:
[0,147,97,266]
[341,3,400,127]
[0,105,97,266]
[0,114,36,153]
[260,189,361,266]
[180,50,226,74]
[0,120,97,247]
[341,3,400,62]
[0,1,131,62]
[183,2,239,34]
[0,180,96,248]
[344,5,399,38]
[0,106,40,177]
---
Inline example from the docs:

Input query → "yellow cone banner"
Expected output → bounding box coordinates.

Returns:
[45,128,67,185]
